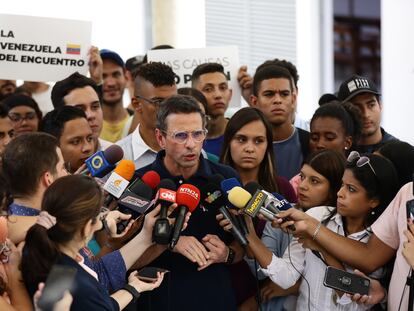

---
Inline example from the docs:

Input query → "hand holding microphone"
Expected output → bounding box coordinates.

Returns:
[169,184,200,250]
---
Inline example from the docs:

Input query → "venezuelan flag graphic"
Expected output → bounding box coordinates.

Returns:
[66,44,81,55]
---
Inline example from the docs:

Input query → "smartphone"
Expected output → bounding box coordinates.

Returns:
[137,267,169,282]
[37,265,77,311]
[406,199,414,223]
[323,266,370,296]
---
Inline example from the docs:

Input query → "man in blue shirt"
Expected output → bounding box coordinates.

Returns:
[250,65,309,179]
[134,95,240,311]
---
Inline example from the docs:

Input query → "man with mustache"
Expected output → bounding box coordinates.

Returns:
[337,74,398,153]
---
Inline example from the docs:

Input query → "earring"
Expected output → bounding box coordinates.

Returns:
[371,210,375,215]
[344,146,348,150]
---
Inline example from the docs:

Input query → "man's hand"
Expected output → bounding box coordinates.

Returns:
[88,46,103,84]
[173,236,209,267]
[237,66,253,103]
[260,279,286,302]
[402,219,414,268]
[198,234,228,271]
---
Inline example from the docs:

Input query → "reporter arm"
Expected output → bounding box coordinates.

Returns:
[7,279,33,311]
[129,244,168,270]
[311,223,394,273]
[111,290,133,310]
[119,231,154,269]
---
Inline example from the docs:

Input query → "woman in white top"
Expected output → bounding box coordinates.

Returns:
[246,152,399,310]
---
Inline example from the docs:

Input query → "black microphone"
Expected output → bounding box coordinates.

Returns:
[204,174,248,247]
[153,179,177,244]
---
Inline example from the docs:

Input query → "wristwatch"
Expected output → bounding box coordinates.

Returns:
[225,247,235,265]
[122,284,141,303]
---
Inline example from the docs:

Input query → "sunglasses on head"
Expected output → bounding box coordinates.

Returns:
[347,151,377,176]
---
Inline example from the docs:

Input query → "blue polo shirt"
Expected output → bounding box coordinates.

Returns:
[135,150,238,311]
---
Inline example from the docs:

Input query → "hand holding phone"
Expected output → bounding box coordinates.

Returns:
[37,265,76,311]
[137,267,169,282]
[323,266,370,296]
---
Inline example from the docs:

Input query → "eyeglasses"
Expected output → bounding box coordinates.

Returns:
[347,151,377,176]
[134,95,165,107]
[8,111,37,123]
[162,129,208,144]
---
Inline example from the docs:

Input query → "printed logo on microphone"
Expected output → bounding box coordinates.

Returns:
[91,155,103,169]
[245,191,267,217]
[178,187,199,200]
[205,190,221,204]
[159,189,176,202]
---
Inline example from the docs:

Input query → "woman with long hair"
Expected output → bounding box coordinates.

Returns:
[21,175,164,311]
[247,152,399,310]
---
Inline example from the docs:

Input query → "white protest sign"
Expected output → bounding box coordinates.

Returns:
[0,14,91,82]
[147,46,242,108]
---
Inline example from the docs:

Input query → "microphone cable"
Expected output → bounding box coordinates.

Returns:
[397,268,411,311]
[287,232,311,311]
[253,257,263,311]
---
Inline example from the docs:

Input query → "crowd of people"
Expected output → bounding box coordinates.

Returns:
[0,44,413,311]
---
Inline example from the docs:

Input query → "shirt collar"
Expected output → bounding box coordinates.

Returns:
[151,150,212,179]
[132,124,157,161]
[331,213,371,239]
[8,203,40,216]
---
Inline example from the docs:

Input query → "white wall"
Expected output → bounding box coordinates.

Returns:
[296,0,333,121]
[381,0,414,145]
[1,0,148,61]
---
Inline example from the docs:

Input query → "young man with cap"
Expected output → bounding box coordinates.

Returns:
[99,49,133,143]
[337,74,397,153]
[192,63,232,157]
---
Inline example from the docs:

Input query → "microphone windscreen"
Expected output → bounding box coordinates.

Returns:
[131,183,153,200]
[114,160,135,181]
[228,186,251,209]
[103,144,124,164]
[141,170,161,189]
[221,177,242,194]
[176,184,200,212]
[244,181,262,195]
[157,179,177,191]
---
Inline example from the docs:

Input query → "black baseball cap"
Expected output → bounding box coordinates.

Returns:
[337,74,380,102]
[100,49,125,68]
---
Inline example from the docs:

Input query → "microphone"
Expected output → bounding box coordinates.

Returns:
[153,179,177,244]
[169,184,200,249]
[117,170,161,216]
[228,186,276,221]
[203,174,248,247]
[103,160,135,199]
[220,177,249,235]
[81,144,124,178]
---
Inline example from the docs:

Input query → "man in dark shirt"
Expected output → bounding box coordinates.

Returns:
[337,74,397,153]
[134,95,239,311]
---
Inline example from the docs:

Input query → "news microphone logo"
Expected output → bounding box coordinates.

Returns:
[205,190,221,204]
[178,186,199,201]
[245,191,267,217]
